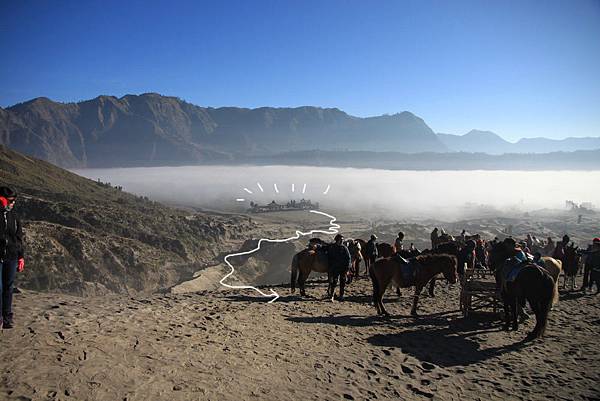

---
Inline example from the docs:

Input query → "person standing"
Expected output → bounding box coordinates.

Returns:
[582,238,600,294]
[365,234,378,275]
[430,228,439,249]
[327,234,351,301]
[0,186,25,330]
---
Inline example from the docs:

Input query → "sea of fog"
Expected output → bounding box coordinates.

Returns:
[72,166,600,220]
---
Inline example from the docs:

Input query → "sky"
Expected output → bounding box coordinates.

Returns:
[1,0,599,141]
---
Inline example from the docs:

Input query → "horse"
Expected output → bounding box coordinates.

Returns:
[290,246,329,297]
[370,253,458,317]
[376,242,395,258]
[356,238,369,275]
[345,239,363,283]
[422,241,462,297]
[562,244,581,291]
[489,240,559,339]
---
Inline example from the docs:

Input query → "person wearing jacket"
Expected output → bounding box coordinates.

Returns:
[327,234,351,301]
[0,186,25,329]
[582,238,600,294]
[365,234,378,275]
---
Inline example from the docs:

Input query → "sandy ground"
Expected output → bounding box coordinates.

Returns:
[1,276,599,401]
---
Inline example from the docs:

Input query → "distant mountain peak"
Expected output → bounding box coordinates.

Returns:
[465,129,499,137]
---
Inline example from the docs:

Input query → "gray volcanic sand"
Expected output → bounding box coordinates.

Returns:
[2,208,599,400]
[1,278,599,401]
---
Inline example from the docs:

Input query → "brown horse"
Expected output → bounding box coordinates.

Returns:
[345,239,363,283]
[356,238,370,275]
[376,242,394,258]
[370,254,458,316]
[290,247,329,297]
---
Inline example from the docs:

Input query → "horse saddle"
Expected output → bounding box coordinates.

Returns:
[506,264,524,282]
[505,259,540,282]
[399,258,417,283]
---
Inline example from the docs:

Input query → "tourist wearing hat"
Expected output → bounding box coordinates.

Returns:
[0,186,25,329]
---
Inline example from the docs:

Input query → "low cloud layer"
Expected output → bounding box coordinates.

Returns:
[73,166,600,220]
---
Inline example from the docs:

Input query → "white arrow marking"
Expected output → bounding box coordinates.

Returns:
[323,184,331,195]
[220,210,340,303]
[302,183,307,194]
[291,183,295,192]
[257,182,264,192]
[244,188,253,194]
[274,183,279,193]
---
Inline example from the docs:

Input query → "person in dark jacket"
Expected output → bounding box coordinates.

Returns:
[327,234,351,301]
[365,234,378,275]
[0,186,25,329]
[582,237,600,294]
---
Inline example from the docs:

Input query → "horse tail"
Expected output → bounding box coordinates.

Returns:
[291,253,299,293]
[544,257,562,306]
[369,258,379,304]
[538,270,555,337]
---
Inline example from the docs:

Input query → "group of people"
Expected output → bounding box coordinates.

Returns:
[431,227,600,294]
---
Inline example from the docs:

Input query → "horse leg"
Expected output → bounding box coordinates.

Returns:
[396,287,401,296]
[338,273,346,301]
[511,298,519,331]
[378,287,389,316]
[298,269,309,297]
[503,297,511,331]
[410,285,422,316]
[428,277,436,297]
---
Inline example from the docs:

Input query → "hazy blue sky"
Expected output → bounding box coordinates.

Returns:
[1,0,599,141]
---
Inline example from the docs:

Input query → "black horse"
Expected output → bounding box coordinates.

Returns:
[489,239,555,340]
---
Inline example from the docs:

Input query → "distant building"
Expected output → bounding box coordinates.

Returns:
[247,199,319,213]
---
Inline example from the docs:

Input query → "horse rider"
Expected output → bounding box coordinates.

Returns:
[430,228,439,249]
[457,239,476,276]
[553,234,570,261]
[327,234,352,301]
[582,237,600,294]
[365,234,378,274]
[394,231,405,253]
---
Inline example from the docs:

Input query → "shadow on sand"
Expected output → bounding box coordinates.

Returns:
[285,310,458,328]
[367,314,532,367]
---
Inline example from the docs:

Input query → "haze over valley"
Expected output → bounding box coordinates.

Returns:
[74,165,600,221]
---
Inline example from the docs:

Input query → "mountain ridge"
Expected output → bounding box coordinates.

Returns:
[1,93,446,167]
[2,93,599,167]
[438,129,600,154]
